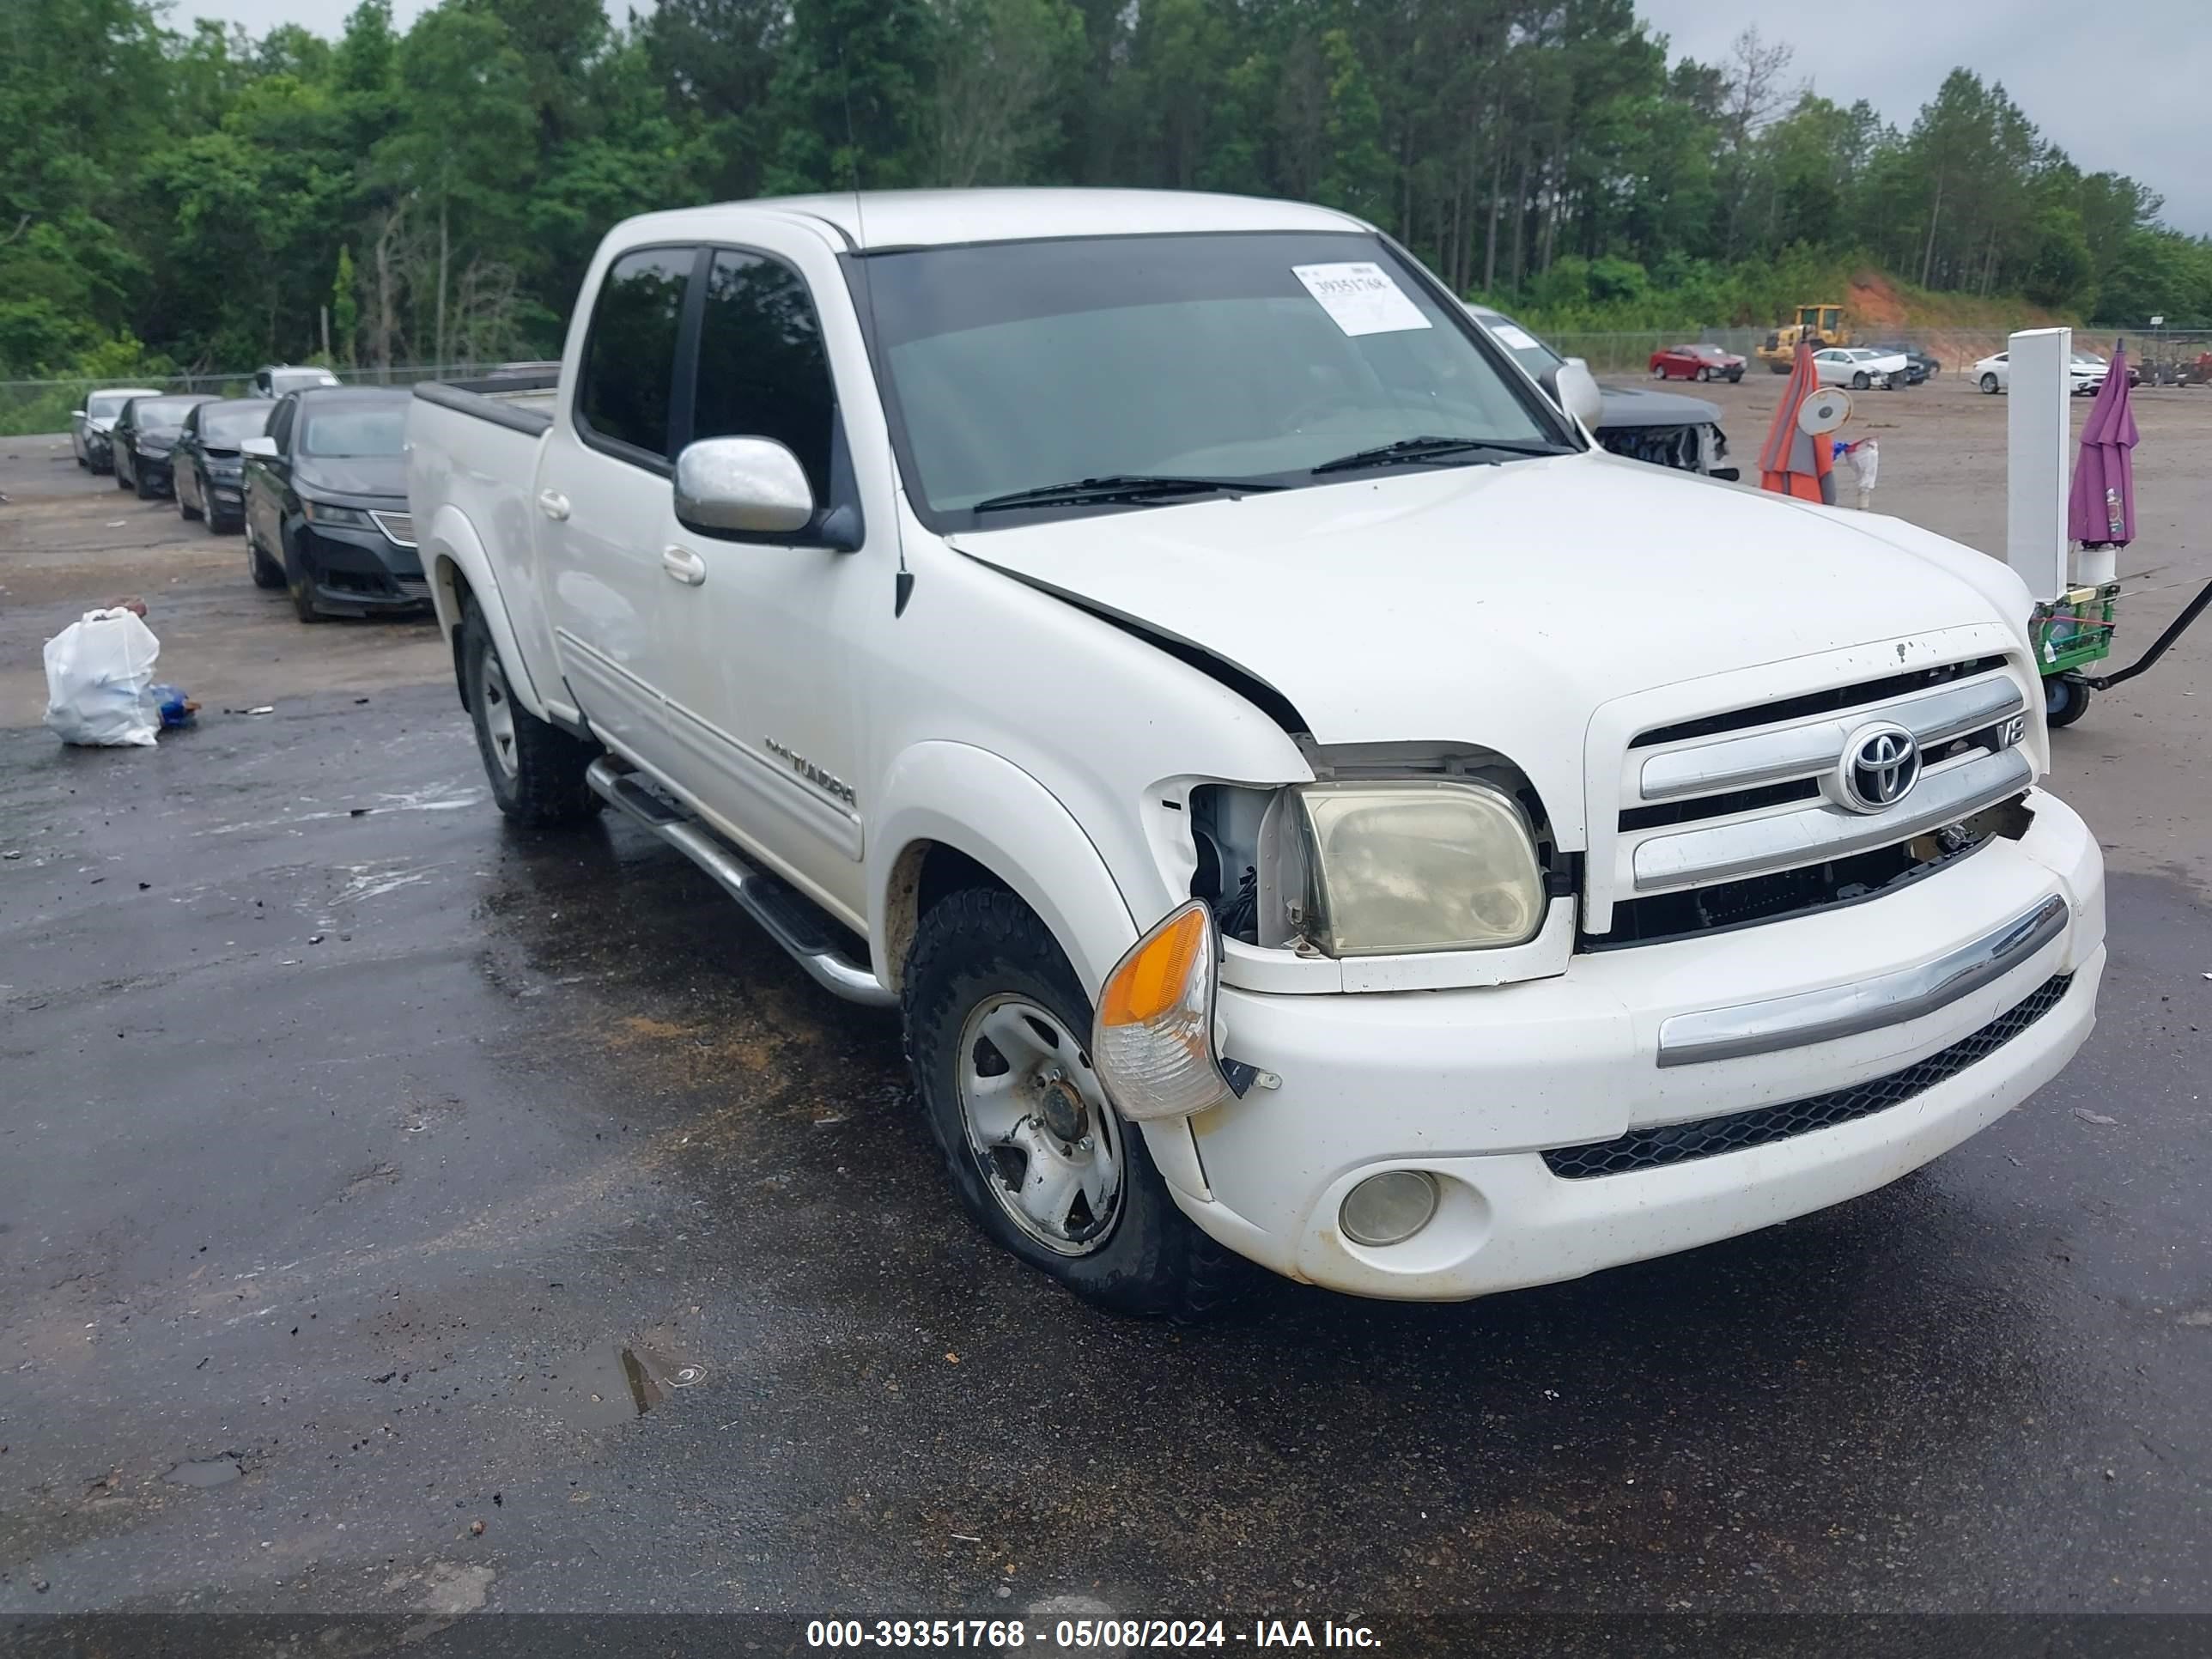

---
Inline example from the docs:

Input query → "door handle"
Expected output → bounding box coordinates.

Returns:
[661,546,707,586]
[537,489,571,521]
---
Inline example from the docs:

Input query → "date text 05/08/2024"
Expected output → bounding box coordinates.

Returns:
[805,1620,1382,1650]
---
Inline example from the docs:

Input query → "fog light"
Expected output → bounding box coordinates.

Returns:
[1340,1170,1439,1248]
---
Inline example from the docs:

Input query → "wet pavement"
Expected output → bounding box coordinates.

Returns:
[3,413,2210,1632]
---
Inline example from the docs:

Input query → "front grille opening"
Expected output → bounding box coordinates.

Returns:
[1542,972,2073,1179]
[1631,656,2009,750]
[1589,829,1988,949]
[1619,776,1821,833]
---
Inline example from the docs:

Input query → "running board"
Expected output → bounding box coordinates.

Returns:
[586,757,896,1008]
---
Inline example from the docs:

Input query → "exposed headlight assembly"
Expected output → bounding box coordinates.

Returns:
[301,501,372,527]
[1282,778,1545,956]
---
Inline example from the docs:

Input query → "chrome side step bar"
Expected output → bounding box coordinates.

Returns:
[586,757,896,1008]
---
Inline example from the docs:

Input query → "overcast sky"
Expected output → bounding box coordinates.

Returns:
[180,0,2211,237]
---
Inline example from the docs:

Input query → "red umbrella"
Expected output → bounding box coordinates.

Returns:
[1757,343,1836,503]
[2068,343,2136,547]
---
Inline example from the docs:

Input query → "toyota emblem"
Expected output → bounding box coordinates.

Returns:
[1835,722,1922,813]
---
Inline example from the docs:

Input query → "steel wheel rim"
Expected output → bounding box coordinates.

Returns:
[479,647,520,780]
[955,994,1124,1257]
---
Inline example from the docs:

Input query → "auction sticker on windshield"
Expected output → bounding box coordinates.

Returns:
[1291,262,1431,337]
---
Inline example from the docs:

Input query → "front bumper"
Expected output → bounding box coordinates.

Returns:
[136,450,175,492]
[204,472,246,519]
[1178,788,2103,1300]
[296,520,430,612]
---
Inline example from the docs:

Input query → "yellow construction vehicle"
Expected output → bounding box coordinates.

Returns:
[1755,304,1850,372]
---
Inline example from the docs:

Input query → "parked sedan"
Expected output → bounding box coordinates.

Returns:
[252,363,342,398]
[1972,351,2109,396]
[71,386,163,472]
[1648,342,1747,382]
[241,386,423,620]
[173,398,274,534]
[112,393,217,496]
[1811,347,1908,391]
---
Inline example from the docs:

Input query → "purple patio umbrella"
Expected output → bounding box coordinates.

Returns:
[2068,343,2136,548]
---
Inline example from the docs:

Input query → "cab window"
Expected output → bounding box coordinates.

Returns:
[690,249,838,507]
[576,246,695,463]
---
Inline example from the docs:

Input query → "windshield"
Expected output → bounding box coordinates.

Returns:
[270,368,338,394]
[1468,307,1564,380]
[87,392,142,420]
[857,232,1572,525]
[201,403,273,443]
[300,404,405,457]
[135,397,204,427]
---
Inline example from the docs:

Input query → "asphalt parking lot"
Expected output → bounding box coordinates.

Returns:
[3,374,2209,1640]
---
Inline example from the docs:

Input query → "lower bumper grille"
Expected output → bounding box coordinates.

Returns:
[1542,972,2073,1180]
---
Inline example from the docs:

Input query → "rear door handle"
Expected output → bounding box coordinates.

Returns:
[661,546,707,586]
[537,489,570,521]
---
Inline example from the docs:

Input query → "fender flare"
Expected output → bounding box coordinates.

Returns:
[422,502,552,719]
[870,742,1139,1000]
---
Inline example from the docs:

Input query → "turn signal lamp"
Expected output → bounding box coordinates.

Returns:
[1093,900,1237,1122]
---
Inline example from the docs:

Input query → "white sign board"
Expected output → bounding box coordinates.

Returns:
[2006,326,2071,603]
[1291,264,1431,337]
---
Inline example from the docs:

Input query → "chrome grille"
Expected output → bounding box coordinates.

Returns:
[369,508,416,548]
[1586,653,2036,942]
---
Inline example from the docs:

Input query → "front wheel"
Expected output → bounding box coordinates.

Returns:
[903,888,1249,1319]
[1851,372,1871,391]
[461,597,602,826]
[179,472,203,521]
[1650,364,1668,379]
[246,527,285,588]
[2045,672,2092,729]
[1728,368,1744,382]
[1981,373,2001,393]
[281,531,325,623]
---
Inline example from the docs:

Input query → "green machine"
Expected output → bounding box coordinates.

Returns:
[2033,576,2212,728]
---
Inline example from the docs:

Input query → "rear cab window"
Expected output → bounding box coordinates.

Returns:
[575,246,696,466]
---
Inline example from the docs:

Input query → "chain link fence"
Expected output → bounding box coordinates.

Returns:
[0,363,524,439]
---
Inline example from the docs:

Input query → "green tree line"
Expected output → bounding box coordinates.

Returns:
[5,0,2209,381]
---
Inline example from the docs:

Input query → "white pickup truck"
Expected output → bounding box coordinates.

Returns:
[407,189,2105,1316]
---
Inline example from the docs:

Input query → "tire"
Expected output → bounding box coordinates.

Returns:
[2045,672,2092,729]
[903,887,1249,1320]
[461,596,602,826]
[281,530,325,623]
[135,468,157,499]
[1728,368,1743,382]
[1650,364,1668,379]
[1696,366,1711,382]
[115,463,131,490]
[1981,373,2000,394]
[246,528,285,588]
[1851,372,1871,391]
[179,471,203,522]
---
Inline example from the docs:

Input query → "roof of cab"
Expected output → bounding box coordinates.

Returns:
[615,188,1371,253]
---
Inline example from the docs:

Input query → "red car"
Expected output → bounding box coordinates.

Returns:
[1649,343,1747,383]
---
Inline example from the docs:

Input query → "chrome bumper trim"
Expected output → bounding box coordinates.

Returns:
[1656,892,2069,1067]
[1631,747,2033,893]
[1638,674,2026,802]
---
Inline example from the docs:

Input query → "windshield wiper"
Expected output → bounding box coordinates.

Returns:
[971,474,1285,514]
[1310,434,1574,476]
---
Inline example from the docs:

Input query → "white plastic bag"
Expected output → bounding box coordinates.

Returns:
[43,607,162,747]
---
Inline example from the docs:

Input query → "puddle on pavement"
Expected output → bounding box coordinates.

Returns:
[541,1334,707,1429]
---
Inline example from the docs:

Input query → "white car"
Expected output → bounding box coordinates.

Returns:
[1974,352,2108,397]
[1812,346,1909,390]
[408,189,2103,1312]
[70,385,164,473]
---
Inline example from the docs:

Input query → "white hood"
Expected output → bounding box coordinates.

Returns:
[950,452,2032,840]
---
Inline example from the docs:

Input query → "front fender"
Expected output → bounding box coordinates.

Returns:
[422,502,552,719]
[871,741,1139,998]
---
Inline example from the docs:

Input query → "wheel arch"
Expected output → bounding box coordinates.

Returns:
[422,503,551,720]
[870,743,1139,1003]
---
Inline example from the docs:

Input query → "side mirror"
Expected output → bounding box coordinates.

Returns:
[70,408,86,420]
[1552,357,1605,432]
[240,436,278,460]
[674,435,814,538]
